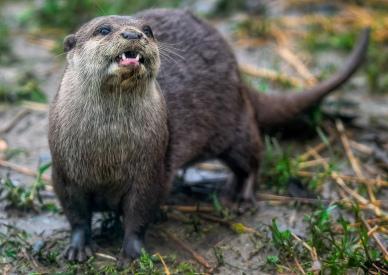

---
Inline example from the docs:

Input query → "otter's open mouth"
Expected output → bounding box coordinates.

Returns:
[115,51,145,67]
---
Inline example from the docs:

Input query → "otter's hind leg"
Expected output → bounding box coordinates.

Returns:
[222,156,260,206]
[52,169,94,262]
[220,121,262,208]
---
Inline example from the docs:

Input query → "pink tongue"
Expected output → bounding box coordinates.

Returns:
[120,58,139,66]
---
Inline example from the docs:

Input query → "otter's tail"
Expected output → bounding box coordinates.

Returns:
[247,28,370,128]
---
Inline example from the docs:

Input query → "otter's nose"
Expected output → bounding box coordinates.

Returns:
[121,31,143,40]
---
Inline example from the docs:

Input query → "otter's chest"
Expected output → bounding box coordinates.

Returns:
[53,101,161,185]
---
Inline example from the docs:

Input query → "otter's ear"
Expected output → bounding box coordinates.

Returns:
[64,34,77,52]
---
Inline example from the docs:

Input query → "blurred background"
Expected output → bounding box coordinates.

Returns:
[0,0,387,274]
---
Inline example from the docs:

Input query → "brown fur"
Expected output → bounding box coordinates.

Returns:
[48,9,369,262]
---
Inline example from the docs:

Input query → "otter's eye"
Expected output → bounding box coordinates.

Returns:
[142,25,153,38]
[98,26,111,35]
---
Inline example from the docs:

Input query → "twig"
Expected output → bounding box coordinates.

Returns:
[299,158,329,169]
[291,232,313,252]
[155,253,171,275]
[276,46,317,86]
[21,247,47,273]
[333,217,388,232]
[239,64,304,87]
[257,193,328,204]
[162,229,212,270]
[370,262,388,275]
[0,159,51,183]
[95,252,117,261]
[0,109,30,134]
[294,257,306,275]
[0,159,53,193]
[298,171,388,187]
[367,225,379,237]
[361,217,388,261]
[306,149,387,217]
[349,140,373,155]
[337,176,380,214]
[291,233,320,274]
[161,204,214,213]
[339,199,384,211]
[335,121,363,177]
[21,101,49,112]
[271,26,289,45]
[299,136,335,161]
[336,120,377,209]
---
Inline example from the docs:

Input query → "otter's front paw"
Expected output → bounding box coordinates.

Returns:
[64,244,94,262]
[220,193,258,214]
[236,195,258,214]
[63,228,94,262]
[122,234,143,260]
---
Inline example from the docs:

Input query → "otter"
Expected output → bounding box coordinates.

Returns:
[48,9,369,262]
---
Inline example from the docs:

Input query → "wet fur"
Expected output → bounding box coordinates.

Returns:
[48,9,369,261]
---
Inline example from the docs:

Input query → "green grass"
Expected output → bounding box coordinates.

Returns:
[212,0,246,16]
[304,27,358,52]
[270,219,296,259]
[0,224,30,267]
[21,0,182,33]
[365,41,388,94]
[212,0,268,17]
[261,132,335,195]
[0,230,199,274]
[0,162,54,211]
[0,72,47,103]
[0,176,198,274]
[268,204,386,274]
[0,18,10,63]
[261,136,301,193]
[61,250,197,275]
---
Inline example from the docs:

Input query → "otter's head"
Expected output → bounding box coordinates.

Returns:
[64,16,160,88]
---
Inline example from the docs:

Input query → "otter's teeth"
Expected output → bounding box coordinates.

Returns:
[135,54,140,61]
[121,53,126,60]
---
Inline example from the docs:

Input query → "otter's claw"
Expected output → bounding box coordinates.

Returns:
[64,244,94,262]
[63,227,94,262]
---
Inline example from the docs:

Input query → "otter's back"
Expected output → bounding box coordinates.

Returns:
[135,9,245,169]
